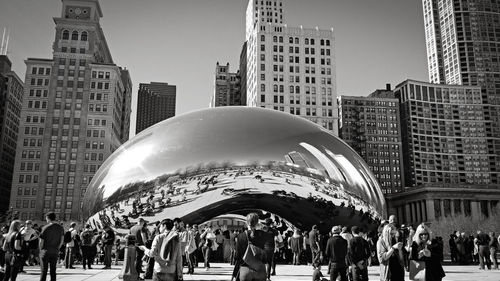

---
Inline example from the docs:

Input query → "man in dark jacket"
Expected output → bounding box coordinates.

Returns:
[347,226,370,281]
[476,230,491,270]
[102,225,115,269]
[325,225,348,281]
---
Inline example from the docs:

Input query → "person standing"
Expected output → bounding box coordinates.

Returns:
[64,222,78,269]
[347,226,370,281]
[489,232,498,270]
[309,225,321,266]
[410,224,445,281]
[377,224,404,281]
[262,218,276,280]
[288,229,303,266]
[39,212,64,281]
[80,224,94,270]
[200,225,215,271]
[324,226,348,281]
[129,218,147,275]
[476,230,491,270]
[20,220,38,270]
[231,213,267,281]
[139,219,183,281]
[3,220,23,281]
[185,224,197,275]
[102,225,115,269]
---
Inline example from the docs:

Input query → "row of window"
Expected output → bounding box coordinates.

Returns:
[31,67,51,76]
[18,174,38,183]
[27,100,47,109]
[85,141,106,150]
[22,138,43,147]
[58,58,86,67]
[61,30,88,41]
[261,35,331,46]
[88,103,108,112]
[30,78,49,86]
[17,187,37,196]
[24,127,44,135]
[91,71,111,79]
[60,47,86,54]
[86,129,106,138]
[19,162,40,171]
[25,115,45,123]
[15,200,37,209]
[57,68,85,77]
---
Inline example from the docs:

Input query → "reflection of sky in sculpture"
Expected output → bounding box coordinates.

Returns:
[83,107,386,227]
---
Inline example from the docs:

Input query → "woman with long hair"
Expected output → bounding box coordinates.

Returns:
[2,220,23,281]
[377,224,404,281]
[231,213,268,281]
[410,224,445,281]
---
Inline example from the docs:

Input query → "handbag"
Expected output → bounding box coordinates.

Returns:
[242,231,266,273]
[409,260,426,281]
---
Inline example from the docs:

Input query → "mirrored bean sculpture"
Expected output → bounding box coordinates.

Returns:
[82,107,386,234]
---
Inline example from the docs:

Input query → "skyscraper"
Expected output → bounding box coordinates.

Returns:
[245,0,338,134]
[10,0,132,222]
[0,55,23,217]
[394,79,497,186]
[338,87,404,194]
[422,0,500,181]
[136,82,176,134]
[211,62,243,107]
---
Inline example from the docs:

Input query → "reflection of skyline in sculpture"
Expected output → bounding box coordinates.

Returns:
[82,107,386,234]
[285,151,311,168]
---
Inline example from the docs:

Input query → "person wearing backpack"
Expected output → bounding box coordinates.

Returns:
[64,222,78,269]
[347,226,370,281]
[80,225,94,270]
[231,213,267,281]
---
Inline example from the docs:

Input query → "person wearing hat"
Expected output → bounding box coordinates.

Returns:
[324,225,348,281]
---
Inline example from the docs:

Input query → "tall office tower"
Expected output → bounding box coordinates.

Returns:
[422,0,500,179]
[136,82,176,134]
[239,42,248,106]
[10,0,132,222]
[0,55,24,216]
[211,63,242,107]
[246,0,284,41]
[394,79,497,186]
[245,0,337,134]
[338,88,404,194]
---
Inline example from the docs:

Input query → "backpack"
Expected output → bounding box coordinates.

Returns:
[81,230,93,246]
[242,231,267,273]
[64,230,73,244]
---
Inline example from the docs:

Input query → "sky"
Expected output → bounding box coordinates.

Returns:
[0,0,428,136]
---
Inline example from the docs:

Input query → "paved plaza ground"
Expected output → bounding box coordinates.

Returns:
[13,262,500,281]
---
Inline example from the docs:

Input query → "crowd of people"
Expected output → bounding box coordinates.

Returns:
[0,212,499,281]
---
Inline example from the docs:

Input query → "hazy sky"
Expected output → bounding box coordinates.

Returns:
[0,0,428,136]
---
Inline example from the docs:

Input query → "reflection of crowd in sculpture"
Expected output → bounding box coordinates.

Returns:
[92,166,381,236]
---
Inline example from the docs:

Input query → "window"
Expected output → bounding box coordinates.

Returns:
[81,31,87,41]
[62,30,69,40]
[71,31,78,40]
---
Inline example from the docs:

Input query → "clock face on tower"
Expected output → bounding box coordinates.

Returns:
[65,6,90,19]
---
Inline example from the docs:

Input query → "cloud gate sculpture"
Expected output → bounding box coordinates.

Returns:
[82,107,386,234]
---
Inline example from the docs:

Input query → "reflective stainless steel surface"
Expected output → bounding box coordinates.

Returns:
[83,107,386,233]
